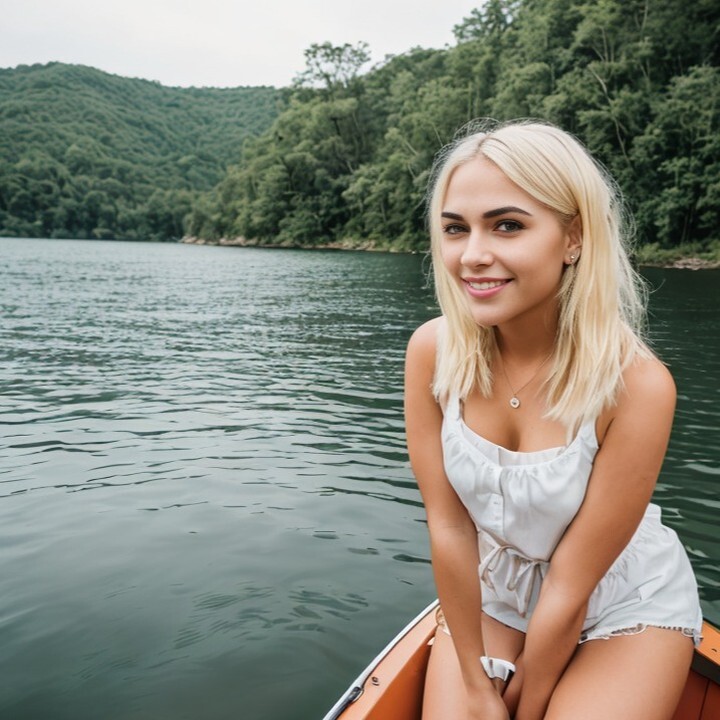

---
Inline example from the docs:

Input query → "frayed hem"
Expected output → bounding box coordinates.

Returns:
[580,623,702,647]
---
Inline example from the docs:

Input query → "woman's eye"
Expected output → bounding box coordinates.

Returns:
[496,220,523,233]
[443,223,467,235]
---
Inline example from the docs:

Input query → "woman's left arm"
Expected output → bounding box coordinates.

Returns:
[515,358,677,720]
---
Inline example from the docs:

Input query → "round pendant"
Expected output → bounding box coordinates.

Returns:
[510,397,520,409]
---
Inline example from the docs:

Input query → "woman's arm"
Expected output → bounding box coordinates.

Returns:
[515,358,677,720]
[405,319,508,718]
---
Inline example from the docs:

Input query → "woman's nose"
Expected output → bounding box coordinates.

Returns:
[461,230,494,267]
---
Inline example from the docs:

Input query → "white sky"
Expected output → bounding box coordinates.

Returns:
[1,0,482,88]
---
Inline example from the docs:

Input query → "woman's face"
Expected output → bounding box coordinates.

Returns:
[440,156,579,332]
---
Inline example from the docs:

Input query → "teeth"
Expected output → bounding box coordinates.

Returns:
[468,280,505,290]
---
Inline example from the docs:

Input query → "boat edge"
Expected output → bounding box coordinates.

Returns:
[322,599,440,720]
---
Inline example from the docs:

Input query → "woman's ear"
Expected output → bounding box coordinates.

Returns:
[564,215,583,265]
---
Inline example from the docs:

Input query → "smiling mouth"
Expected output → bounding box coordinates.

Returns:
[465,280,509,290]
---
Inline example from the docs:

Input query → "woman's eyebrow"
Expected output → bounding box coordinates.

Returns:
[441,206,532,221]
[483,206,532,219]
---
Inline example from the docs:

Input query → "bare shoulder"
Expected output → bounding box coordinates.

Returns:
[405,317,444,404]
[597,355,676,444]
[620,354,676,412]
[406,316,444,365]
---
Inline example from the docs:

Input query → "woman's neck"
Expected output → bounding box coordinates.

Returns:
[494,322,558,365]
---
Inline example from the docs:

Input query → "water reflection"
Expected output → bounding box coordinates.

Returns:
[0,239,717,720]
[642,269,720,612]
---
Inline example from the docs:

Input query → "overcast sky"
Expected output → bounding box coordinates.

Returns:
[1,0,482,88]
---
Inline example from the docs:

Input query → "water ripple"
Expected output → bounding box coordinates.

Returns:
[0,241,717,720]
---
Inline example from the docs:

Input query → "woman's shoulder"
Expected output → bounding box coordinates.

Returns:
[406,316,444,359]
[621,354,676,405]
[598,354,676,442]
[405,317,445,391]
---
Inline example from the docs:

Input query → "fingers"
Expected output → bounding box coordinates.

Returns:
[492,677,507,695]
[502,673,522,715]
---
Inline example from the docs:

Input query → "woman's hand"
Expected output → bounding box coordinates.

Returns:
[467,684,510,720]
[502,651,524,717]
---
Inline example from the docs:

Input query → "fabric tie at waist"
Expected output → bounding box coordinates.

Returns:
[478,532,548,617]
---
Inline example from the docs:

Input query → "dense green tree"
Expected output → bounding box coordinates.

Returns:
[0,63,279,241]
[294,42,372,94]
[631,66,720,246]
[195,0,717,253]
[3,0,718,253]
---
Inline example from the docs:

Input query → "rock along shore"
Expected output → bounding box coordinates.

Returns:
[181,236,720,268]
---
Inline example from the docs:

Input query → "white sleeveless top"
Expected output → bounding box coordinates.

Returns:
[441,395,703,644]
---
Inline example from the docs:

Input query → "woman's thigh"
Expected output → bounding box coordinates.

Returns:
[422,612,524,720]
[546,627,694,720]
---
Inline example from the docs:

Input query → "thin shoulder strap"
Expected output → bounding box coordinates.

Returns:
[440,393,460,418]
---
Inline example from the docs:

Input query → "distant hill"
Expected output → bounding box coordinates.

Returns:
[189,0,719,256]
[0,62,280,241]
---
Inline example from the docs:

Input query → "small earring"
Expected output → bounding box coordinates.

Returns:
[569,254,577,263]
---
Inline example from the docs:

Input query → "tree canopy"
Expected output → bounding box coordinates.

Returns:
[2,0,718,253]
[0,63,279,241]
[192,0,719,254]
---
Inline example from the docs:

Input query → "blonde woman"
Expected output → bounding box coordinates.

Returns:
[404,121,702,720]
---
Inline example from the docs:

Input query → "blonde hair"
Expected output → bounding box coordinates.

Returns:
[428,120,651,433]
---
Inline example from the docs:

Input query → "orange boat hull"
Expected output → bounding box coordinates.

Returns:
[326,602,720,720]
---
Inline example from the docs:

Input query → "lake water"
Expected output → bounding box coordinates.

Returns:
[1,237,718,720]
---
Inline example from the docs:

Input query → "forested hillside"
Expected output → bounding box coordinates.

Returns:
[0,63,279,241]
[192,0,719,256]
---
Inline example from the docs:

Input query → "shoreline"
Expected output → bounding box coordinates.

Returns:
[181,236,720,270]
[638,257,720,270]
[181,235,402,253]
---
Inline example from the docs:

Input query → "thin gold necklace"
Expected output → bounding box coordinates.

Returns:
[499,353,552,409]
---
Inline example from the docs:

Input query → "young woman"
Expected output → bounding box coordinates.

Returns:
[404,121,702,720]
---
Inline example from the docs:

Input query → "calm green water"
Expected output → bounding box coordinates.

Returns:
[0,238,717,720]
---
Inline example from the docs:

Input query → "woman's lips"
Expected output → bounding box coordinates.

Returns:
[462,277,511,298]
